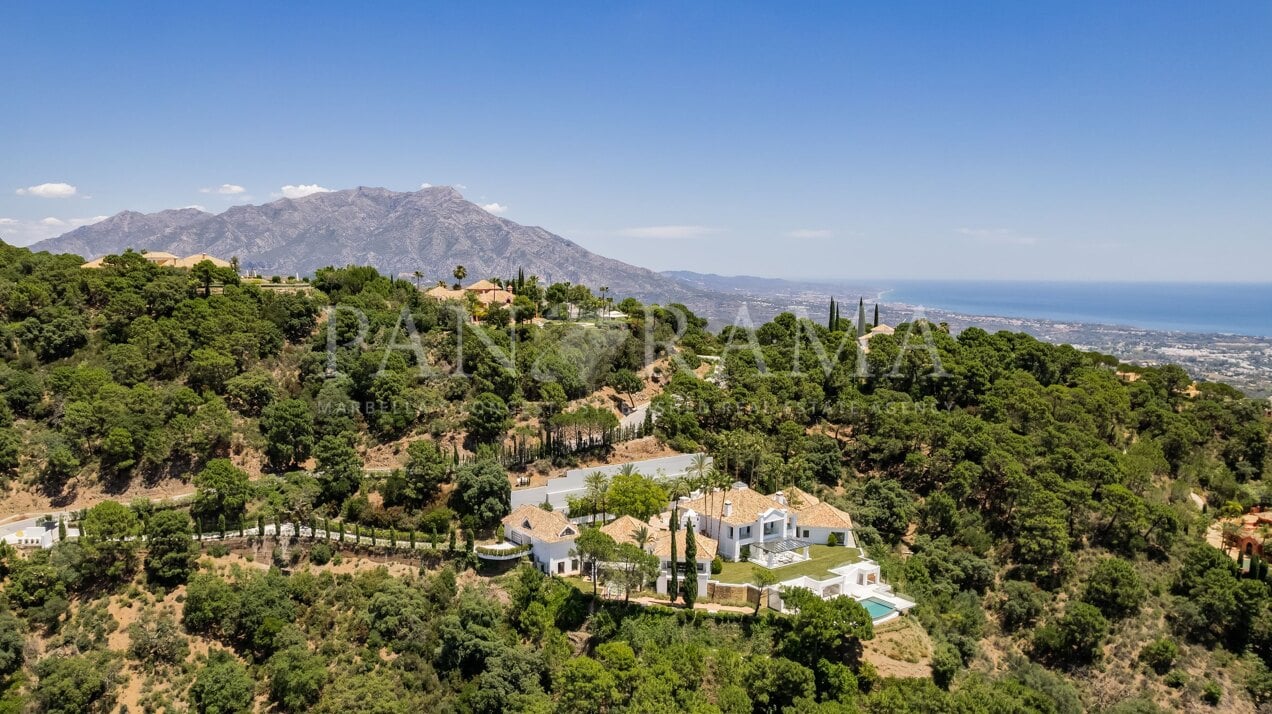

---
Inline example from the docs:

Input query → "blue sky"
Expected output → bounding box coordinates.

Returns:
[2,2,1269,281]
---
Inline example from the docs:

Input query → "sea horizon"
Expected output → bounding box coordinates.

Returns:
[872,279,1272,338]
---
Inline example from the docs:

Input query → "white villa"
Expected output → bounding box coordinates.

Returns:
[601,514,719,596]
[678,483,855,565]
[498,504,582,576]
[1,520,78,549]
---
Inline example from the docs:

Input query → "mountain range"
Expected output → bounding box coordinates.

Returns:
[34,186,702,305]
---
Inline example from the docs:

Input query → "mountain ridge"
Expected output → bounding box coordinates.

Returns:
[34,186,701,304]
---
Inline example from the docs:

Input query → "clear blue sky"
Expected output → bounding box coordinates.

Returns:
[2,2,1269,281]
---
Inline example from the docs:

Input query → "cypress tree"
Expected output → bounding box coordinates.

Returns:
[828,297,836,331]
[337,520,345,543]
[57,516,66,542]
[669,505,679,602]
[683,525,698,608]
[874,303,880,327]
[218,514,227,539]
[448,525,457,552]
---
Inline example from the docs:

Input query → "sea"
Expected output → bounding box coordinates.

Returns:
[879,281,1272,338]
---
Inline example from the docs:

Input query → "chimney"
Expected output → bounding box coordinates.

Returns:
[774,492,787,506]
[723,500,733,518]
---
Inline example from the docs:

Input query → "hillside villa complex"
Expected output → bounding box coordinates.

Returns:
[488,458,914,623]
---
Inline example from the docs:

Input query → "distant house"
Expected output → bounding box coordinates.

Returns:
[173,253,233,269]
[1,521,78,549]
[423,279,515,307]
[139,251,179,267]
[81,251,236,271]
[1226,507,1272,562]
[601,514,719,596]
[501,504,582,575]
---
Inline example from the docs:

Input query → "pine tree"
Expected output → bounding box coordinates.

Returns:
[683,525,698,608]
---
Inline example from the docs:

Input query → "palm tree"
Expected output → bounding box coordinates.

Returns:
[713,468,731,539]
[412,270,423,289]
[452,264,467,288]
[665,476,691,603]
[689,454,711,533]
[632,525,652,552]
[584,471,609,525]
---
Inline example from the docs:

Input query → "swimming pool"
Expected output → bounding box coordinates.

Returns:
[861,598,895,620]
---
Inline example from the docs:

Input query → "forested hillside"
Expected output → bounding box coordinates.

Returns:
[1,239,1270,713]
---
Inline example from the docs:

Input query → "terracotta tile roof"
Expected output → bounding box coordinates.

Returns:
[466,279,499,291]
[475,289,515,305]
[651,529,718,560]
[175,253,232,269]
[502,504,579,543]
[779,487,821,509]
[600,514,718,560]
[680,486,788,526]
[426,285,466,300]
[600,515,651,544]
[792,501,855,530]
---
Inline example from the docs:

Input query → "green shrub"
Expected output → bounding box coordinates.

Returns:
[1139,637,1178,675]
[1202,680,1222,705]
[711,556,723,575]
[827,533,839,547]
[1164,670,1186,688]
[310,542,334,565]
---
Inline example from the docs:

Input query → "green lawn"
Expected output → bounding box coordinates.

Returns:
[713,545,863,584]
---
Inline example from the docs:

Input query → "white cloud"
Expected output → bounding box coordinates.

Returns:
[15,182,78,198]
[480,202,508,215]
[419,182,433,189]
[785,228,833,239]
[279,184,331,199]
[617,225,722,239]
[955,227,1039,246]
[184,205,208,212]
[0,215,108,246]
[201,183,246,195]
